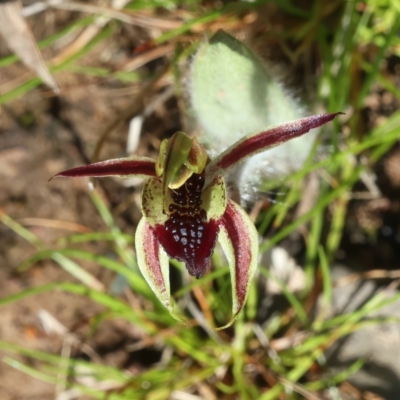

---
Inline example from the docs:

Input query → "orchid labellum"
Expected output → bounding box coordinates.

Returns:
[51,113,341,328]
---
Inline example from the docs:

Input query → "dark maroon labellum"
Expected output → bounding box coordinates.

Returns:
[152,173,219,278]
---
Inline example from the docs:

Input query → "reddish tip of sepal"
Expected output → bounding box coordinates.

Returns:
[308,112,344,127]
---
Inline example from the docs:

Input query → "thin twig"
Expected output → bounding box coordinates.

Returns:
[17,218,92,233]
[49,2,183,30]
[121,44,174,71]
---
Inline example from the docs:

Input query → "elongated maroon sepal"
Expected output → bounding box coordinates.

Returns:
[49,156,156,181]
[206,113,343,181]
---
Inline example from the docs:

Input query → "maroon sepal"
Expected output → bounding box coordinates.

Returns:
[49,157,156,181]
[207,113,343,179]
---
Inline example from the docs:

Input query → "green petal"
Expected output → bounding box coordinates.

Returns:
[135,217,171,309]
[156,139,168,177]
[142,177,168,226]
[135,218,187,324]
[201,175,227,221]
[216,200,259,330]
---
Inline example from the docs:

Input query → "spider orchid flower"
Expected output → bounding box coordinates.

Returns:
[51,113,341,328]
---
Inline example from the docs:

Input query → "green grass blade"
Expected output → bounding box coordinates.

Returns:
[260,268,308,325]
[51,252,105,291]
[2,356,58,385]
[0,211,44,248]
[318,246,332,311]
